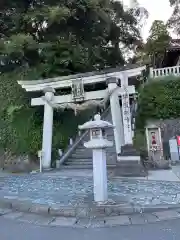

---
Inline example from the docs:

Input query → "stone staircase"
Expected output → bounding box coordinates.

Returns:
[62,109,117,169]
[61,106,147,177]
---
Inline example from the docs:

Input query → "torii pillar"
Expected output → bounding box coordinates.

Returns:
[107,77,124,154]
[41,87,55,169]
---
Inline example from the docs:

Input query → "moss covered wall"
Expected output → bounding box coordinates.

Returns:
[0,71,96,159]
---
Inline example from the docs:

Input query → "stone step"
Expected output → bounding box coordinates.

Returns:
[107,135,115,138]
[69,155,92,159]
[116,166,145,171]
[61,164,116,169]
[114,172,147,177]
[62,165,93,169]
[116,161,141,166]
[63,109,117,169]
[106,134,114,137]
[67,162,92,165]
[71,152,116,158]
[80,136,115,142]
[67,158,117,164]
[106,138,115,142]
[69,157,116,163]
[64,161,92,165]
[116,168,144,173]
[67,158,92,163]
[75,147,116,152]
[65,160,116,165]
[70,153,92,158]
[64,156,117,163]
[74,147,86,150]
[72,152,116,158]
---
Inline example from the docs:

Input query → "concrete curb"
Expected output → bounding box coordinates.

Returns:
[1,208,180,228]
[1,197,180,219]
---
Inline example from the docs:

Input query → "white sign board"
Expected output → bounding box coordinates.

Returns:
[169,139,179,161]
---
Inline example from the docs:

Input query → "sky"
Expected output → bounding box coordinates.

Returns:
[123,0,174,40]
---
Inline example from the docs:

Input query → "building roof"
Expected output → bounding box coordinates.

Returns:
[167,39,180,52]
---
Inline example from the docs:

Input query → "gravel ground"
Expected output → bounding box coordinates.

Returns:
[0,174,180,207]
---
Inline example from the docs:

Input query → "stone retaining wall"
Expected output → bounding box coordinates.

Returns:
[0,150,38,172]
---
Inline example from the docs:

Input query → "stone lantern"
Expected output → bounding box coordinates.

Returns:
[79,113,114,203]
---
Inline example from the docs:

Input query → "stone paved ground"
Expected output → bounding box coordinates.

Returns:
[2,214,180,240]
[0,173,180,207]
[0,208,180,228]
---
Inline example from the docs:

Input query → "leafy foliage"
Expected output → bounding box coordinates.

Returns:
[0,0,144,74]
[168,0,180,34]
[134,20,171,67]
[136,76,180,130]
[129,0,149,30]
[0,0,145,158]
[0,70,96,155]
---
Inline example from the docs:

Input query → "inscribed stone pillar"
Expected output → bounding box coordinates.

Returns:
[120,73,133,145]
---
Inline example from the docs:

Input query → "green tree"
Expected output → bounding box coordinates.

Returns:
[144,20,171,67]
[129,0,149,30]
[136,76,180,129]
[168,0,180,34]
[0,0,143,75]
[0,0,146,156]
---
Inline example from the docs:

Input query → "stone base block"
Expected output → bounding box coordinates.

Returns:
[120,144,140,156]
[154,160,171,169]
[115,144,147,177]
[115,159,147,177]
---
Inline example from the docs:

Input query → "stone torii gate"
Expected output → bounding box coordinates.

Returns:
[18,65,145,169]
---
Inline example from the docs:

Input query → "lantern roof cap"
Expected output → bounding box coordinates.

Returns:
[79,114,114,130]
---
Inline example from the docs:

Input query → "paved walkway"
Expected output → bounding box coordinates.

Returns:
[112,165,180,182]
[148,165,180,182]
[1,211,180,240]
[1,207,180,228]
[0,167,180,226]
[124,168,180,182]
[2,165,180,182]
[171,165,180,179]
[41,165,180,182]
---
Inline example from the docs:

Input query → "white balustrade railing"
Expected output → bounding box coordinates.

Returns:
[150,66,180,78]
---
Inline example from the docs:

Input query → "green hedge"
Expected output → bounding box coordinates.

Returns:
[134,76,180,151]
[136,76,180,130]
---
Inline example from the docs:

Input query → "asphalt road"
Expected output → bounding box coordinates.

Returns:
[0,217,180,240]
